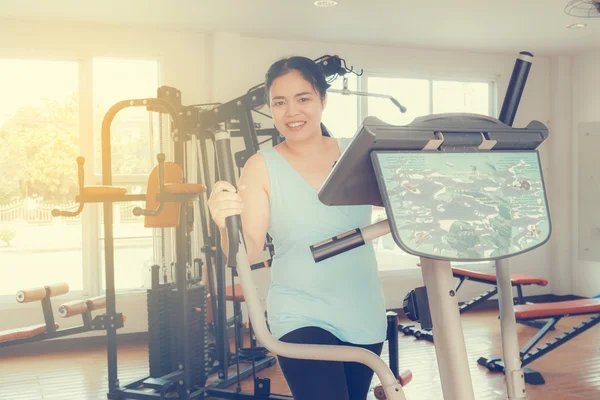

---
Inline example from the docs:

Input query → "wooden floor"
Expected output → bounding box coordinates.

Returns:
[1,310,599,399]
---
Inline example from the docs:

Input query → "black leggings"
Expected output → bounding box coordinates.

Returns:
[277,327,384,400]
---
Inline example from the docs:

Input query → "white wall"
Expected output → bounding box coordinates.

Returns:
[547,56,574,296]
[572,50,600,298]
[0,21,564,339]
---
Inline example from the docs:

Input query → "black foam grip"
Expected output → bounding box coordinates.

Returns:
[499,51,533,127]
[214,132,241,265]
[310,229,365,263]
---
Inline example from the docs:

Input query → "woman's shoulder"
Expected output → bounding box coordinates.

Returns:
[239,152,270,193]
[244,152,268,171]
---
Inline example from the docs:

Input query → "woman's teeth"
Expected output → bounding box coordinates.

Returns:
[287,121,306,128]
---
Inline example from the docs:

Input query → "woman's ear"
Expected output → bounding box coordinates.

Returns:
[322,93,328,109]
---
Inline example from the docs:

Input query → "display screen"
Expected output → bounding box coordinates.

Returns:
[373,151,551,261]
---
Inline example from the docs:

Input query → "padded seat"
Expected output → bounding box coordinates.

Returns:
[515,298,600,320]
[451,267,548,286]
[0,323,58,343]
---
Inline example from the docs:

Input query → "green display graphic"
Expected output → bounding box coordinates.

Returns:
[374,151,551,261]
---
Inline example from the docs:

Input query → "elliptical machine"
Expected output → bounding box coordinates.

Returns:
[214,51,549,400]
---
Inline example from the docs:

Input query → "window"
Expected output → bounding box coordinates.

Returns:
[0,57,160,300]
[432,80,490,115]
[323,74,494,270]
[366,77,430,126]
[322,75,358,138]
[92,58,160,292]
[0,59,82,296]
[93,58,161,176]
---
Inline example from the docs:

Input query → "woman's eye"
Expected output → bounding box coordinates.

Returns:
[299,97,310,102]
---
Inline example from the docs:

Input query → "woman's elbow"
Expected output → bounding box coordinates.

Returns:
[246,247,263,265]
[243,237,264,265]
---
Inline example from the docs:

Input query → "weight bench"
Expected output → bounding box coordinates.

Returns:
[453,267,549,329]
[0,283,109,348]
[399,266,550,341]
[478,297,600,384]
[0,283,68,346]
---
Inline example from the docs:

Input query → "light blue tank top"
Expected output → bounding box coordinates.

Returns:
[259,138,387,345]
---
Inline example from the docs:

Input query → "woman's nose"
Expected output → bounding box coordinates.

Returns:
[285,102,299,116]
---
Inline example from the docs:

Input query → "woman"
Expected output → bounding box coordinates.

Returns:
[207,56,387,400]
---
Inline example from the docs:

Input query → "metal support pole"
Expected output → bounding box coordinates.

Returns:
[420,257,475,400]
[496,259,527,400]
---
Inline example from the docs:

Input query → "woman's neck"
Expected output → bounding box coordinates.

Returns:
[283,134,335,159]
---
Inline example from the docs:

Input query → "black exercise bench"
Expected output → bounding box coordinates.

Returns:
[478,297,600,384]
[399,266,549,341]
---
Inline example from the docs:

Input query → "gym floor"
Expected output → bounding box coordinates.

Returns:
[0,309,598,400]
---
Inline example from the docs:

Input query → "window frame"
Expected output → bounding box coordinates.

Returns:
[356,71,499,275]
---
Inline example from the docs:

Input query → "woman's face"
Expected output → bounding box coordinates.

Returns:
[269,70,326,141]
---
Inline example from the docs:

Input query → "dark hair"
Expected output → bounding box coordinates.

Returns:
[265,56,332,137]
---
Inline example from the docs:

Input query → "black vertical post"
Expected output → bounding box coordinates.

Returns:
[215,228,230,380]
[498,51,534,127]
[173,131,191,398]
[101,111,119,394]
[103,201,119,392]
[214,129,243,381]
[151,264,160,289]
[198,136,220,326]
[386,311,399,378]
[240,109,260,155]
[41,292,57,333]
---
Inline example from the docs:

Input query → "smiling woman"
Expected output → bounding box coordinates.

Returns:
[206,55,388,400]
[265,56,333,140]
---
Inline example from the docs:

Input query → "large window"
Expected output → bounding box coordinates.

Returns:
[325,74,494,270]
[0,59,82,296]
[0,57,160,299]
[322,75,359,137]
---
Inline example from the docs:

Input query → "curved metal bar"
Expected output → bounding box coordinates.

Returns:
[51,203,85,218]
[101,98,182,186]
[51,156,86,217]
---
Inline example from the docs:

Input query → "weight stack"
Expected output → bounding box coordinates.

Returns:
[169,283,209,388]
[147,284,175,378]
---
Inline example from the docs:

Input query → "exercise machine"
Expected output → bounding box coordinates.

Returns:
[309,51,550,400]
[0,283,107,348]
[53,96,209,399]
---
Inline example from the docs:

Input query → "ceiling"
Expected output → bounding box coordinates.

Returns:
[1,0,599,55]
